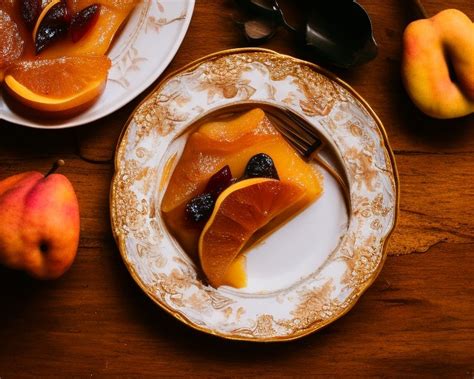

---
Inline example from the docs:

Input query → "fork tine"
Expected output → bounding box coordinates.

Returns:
[281,121,315,145]
[267,114,307,155]
[265,105,350,209]
[282,109,320,141]
[267,107,323,158]
[277,128,307,155]
[278,108,323,157]
[270,115,310,146]
[269,110,314,143]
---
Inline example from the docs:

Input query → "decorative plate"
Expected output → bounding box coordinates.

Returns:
[111,48,399,342]
[0,0,195,129]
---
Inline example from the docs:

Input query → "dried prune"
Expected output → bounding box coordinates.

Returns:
[185,193,215,223]
[35,1,71,54]
[244,153,279,180]
[185,166,235,223]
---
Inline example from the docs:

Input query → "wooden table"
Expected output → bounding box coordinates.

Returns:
[1,0,473,376]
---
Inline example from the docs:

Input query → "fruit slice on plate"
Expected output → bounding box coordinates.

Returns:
[4,55,111,116]
[199,178,305,288]
[162,108,323,258]
[40,0,139,57]
[0,9,25,81]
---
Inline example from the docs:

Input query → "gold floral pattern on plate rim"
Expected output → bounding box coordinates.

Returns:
[110,48,400,342]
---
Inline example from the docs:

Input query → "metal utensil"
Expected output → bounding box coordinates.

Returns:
[262,105,351,211]
[235,0,377,68]
[304,1,378,68]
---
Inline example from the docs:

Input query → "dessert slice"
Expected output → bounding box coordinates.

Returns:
[161,108,323,288]
[199,177,306,288]
[39,0,139,58]
[4,55,111,115]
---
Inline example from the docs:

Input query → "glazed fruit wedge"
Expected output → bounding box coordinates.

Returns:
[39,0,139,58]
[162,108,323,258]
[4,55,111,115]
[199,178,305,288]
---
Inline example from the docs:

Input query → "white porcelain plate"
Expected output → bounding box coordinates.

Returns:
[0,0,195,129]
[111,48,399,341]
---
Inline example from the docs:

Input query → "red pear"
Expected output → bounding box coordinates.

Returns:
[0,160,80,279]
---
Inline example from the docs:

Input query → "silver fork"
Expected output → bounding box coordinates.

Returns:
[263,105,351,211]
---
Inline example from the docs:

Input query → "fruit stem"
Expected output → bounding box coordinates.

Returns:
[409,0,428,19]
[45,159,65,177]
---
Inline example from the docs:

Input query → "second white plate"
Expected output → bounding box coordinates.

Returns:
[0,0,195,129]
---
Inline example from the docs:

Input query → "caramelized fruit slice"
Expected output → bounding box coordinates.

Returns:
[4,55,111,115]
[0,10,25,80]
[162,109,274,213]
[161,109,323,258]
[21,0,41,29]
[1,0,36,60]
[70,4,101,42]
[199,178,305,288]
[33,0,71,54]
[39,2,134,57]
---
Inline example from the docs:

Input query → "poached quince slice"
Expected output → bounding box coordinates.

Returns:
[39,0,138,58]
[4,55,111,115]
[199,177,306,288]
[161,108,323,270]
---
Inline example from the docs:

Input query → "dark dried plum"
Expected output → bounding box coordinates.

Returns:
[21,0,41,30]
[70,4,101,43]
[35,1,71,54]
[204,165,233,198]
[185,193,215,223]
[244,153,279,180]
[185,165,235,224]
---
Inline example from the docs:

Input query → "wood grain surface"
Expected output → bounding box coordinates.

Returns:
[1,0,473,376]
